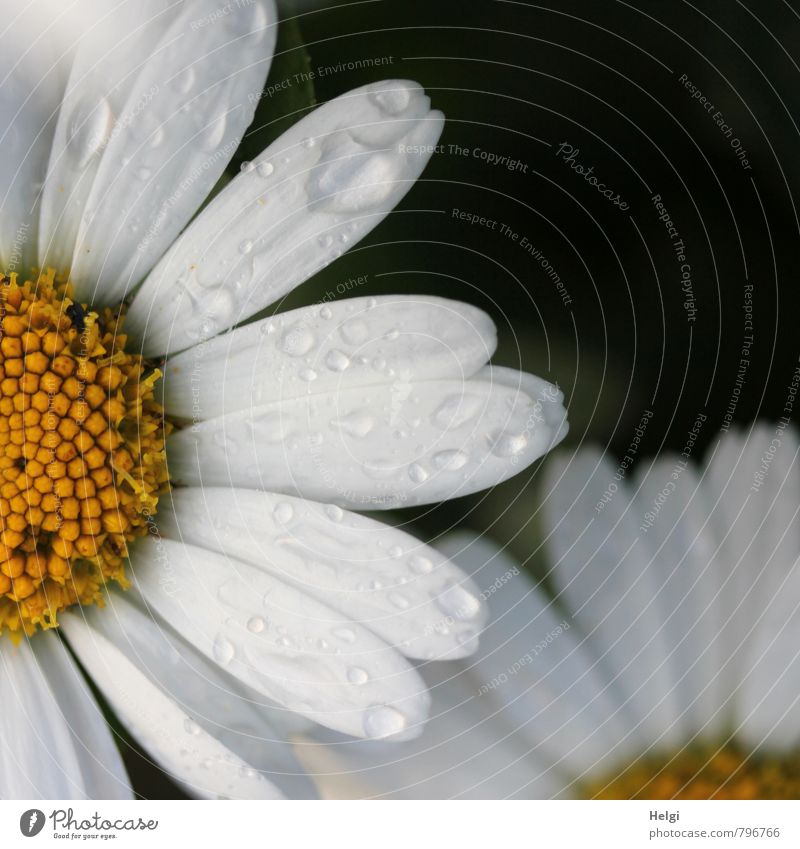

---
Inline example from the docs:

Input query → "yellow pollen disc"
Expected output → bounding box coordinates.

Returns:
[0,270,171,638]
[585,743,800,800]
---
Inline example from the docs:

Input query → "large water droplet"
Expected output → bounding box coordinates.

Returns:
[332,626,356,644]
[433,449,469,471]
[307,147,398,213]
[490,429,530,458]
[363,706,407,739]
[330,411,375,438]
[279,326,315,356]
[409,554,433,574]
[369,85,412,115]
[325,349,351,372]
[247,616,266,634]
[339,318,369,345]
[201,112,227,152]
[325,504,344,522]
[212,634,235,664]
[184,718,202,736]
[437,583,482,621]
[273,502,294,524]
[347,666,369,685]
[408,463,429,484]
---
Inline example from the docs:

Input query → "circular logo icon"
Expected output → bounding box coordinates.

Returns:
[19,809,46,837]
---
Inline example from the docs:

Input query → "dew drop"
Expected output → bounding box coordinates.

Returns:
[319,305,333,320]
[201,113,227,153]
[433,449,469,471]
[301,136,315,149]
[363,706,407,739]
[273,502,294,524]
[256,160,274,177]
[408,462,429,484]
[325,349,351,372]
[212,634,235,664]
[330,411,375,438]
[279,325,316,356]
[409,554,434,574]
[238,239,253,255]
[332,626,356,644]
[389,591,410,610]
[388,545,403,559]
[432,394,483,430]
[339,318,369,345]
[437,583,482,621]
[369,85,412,115]
[247,616,266,634]
[490,430,530,458]
[347,666,369,685]
[240,161,255,174]
[299,368,318,382]
[325,504,344,522]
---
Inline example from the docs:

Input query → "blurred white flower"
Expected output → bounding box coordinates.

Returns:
[302,425,799,799]
[0,0,567,797]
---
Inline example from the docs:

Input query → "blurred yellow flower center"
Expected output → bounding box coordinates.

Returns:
[0,270,170,638]
[586,744,800,800]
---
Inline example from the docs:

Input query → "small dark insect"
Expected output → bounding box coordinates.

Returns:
[66,302,86,332]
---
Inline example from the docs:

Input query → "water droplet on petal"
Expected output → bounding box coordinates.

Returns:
[437,583,482,621]
[212,634,235,664]
[363,706,407,739]
[332,626,356,644]
[301,136,315,149]
[330,411,375,438]
[279,326,316,356]
[257,160,274,177]
[369,84,412,115]
[388,545,403,559]
[325,504,344,522]
[201,112,227,152]
[339,318,368,345]
[319,305,333,320]
[307,147,398,213]
[433,449,469,471]
[325,349,351,372]
[408,463,429,484]
[409,554,433,574]
[299,367,318,382]
[273,502,294,524]
[247,616,266,634]
[240,160,255,173]
[490,429,530,458]
[347,666,369,685]
[389,591,410,609]
[239,239,253,255]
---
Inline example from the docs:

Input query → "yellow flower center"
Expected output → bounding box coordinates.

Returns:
[0,270,170,638]
[586,743,800,799]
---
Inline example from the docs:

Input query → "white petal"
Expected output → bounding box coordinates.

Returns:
[437,533,637,780]
[632,456,727,739]
[62,610,285,800]
[78,590,316,797]
[297,663,566,799]
[0,1,75,271]
[129,537,431,740]
[162,295,496,419]
[0,634,132,799]
[157,487,486,660]
[38,0,276,301]
[542,449,687,748]
[166,369,567,508]
[732,426,800,748]
[126,80,444,355]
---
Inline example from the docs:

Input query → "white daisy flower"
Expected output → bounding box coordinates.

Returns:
[0,1,568,798]
[301,425,799,799]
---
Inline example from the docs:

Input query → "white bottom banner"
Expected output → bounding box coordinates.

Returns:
[1,800,797,848]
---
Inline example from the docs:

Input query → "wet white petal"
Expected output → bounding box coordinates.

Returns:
[297,663,566,799]
[1,634,132,799]
[126,80,444,355]
[166,369,567,508]
[38,0,276,302]
[79,589,317,797]
[62,610,285,800]
[129,537,431,740]
[162,295,496,419]
[157,488,486,660]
